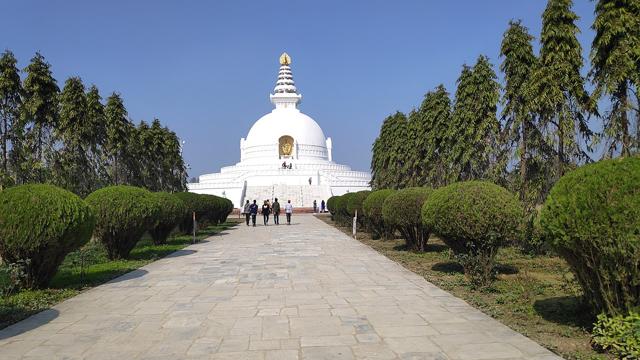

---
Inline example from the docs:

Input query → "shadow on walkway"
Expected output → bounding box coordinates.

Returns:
[0,309,59,340]
[107,269,148,284]
[164,249,197,258]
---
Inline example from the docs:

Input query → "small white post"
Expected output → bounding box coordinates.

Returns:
[352,210,357,239]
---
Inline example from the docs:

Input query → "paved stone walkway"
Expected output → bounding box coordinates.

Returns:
[0,215,562,360]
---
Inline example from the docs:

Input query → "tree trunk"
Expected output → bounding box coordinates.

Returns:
[519,119,527,202]
[619,81,630,157]
[1,113,7,173]
[557,122,564,180]
[637,92,640,152]
[114,155,119,185]
[36,125,43,182]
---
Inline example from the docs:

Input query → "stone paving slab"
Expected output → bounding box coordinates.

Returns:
[0,215,563,359]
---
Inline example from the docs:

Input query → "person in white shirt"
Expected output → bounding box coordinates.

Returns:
[284,200,293,225]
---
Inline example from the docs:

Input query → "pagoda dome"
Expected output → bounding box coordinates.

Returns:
[244,109,327,149]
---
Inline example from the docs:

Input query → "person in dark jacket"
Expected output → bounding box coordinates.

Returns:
[243,200,251,226]
[272,198,281,225]
[249,200,259,227]
[261,200,271,226]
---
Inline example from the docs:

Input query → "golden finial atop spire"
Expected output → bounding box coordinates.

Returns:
[279,52,291,66]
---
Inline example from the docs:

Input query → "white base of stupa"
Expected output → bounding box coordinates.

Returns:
[187,160,370,208]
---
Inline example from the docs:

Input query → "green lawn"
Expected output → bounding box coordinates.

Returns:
[0,220,238,330]
[318,214,610,360]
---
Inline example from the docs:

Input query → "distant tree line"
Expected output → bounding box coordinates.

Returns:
[371,0,639,208]
[0,51,187,196]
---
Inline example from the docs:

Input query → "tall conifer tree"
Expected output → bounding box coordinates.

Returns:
[86,85,107,185]
[530,0,593,178]
[0,50,22,187]
[415,85,451,187]
[448,56,501,182]
[56,76,97,196]
[371,112,408,189]
[21,52,59,182]
[590,0,640,157]
[500,20,538,201]
[405,110,422,187]
[160,123,187,192]
[104,93,131,185]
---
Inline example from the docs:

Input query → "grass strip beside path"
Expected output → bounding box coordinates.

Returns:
[0,220,238,330]
[317,214,610,360]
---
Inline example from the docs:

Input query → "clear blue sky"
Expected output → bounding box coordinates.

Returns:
[1,1,597,178]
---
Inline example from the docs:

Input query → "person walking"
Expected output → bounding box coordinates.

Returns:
[313,200,317,213]
[261,200,271,226]
[243,200,251,226]
[285,200,293,225]
[249,200,258,227]
[321,200,326,213]
[272,198,281,225]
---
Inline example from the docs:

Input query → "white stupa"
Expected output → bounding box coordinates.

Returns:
[188,53,371,207]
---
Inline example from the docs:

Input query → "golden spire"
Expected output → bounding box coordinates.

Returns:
[279,52,291,66]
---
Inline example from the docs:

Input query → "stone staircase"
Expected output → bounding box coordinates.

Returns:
[242,185,332,208]
[242,186,273,205]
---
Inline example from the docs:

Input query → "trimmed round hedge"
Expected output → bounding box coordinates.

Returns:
[0,184,95,288]
[330,195,345,224]
[85,186,159,260]
[422,181,523,285]
[175,192,210,234]
[174,193,233,233]
[217,198,234,224]
[327,196,339,217]
[198,194,233,225]
[149,192,188,245]
[382,187,432,251]
[336,192,357,225]
[539,156,640,315]
[211,196,233,224]
[199,194,219,225]
[347,190,371,230]
[346,190,371,217]
[363,189,396,239]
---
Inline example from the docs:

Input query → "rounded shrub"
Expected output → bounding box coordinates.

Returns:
[175,192,210,234]
[346,190,371,217]
[328,194,348,226]
[336,192,357,225]
[347,190,371,230]
[149,192,188,245]
[198,194,232,225]
[217,198,234,224]
[539,156,640,315]
[199,194,219,225]
[327,196,339,217]
[0,184,95,288]
[422,181,523,286]
[363,189,396,239]
[382,187,432,251]
[85,185,159,260]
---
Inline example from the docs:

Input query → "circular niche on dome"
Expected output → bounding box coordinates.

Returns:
[279,135,294,158]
